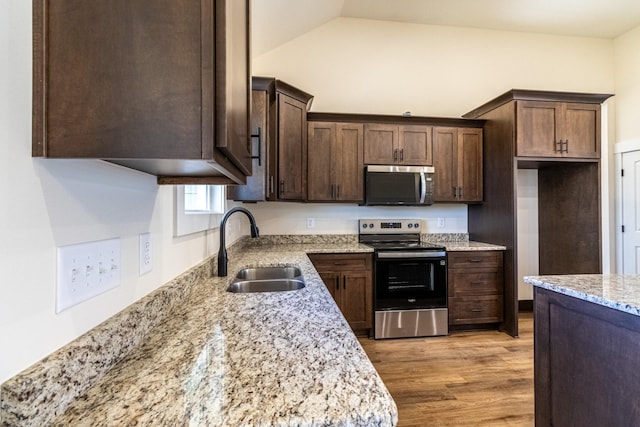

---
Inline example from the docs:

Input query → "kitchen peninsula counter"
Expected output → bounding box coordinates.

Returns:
[2,234,503,426]
[525,274,640,425]
[1,238,394,426]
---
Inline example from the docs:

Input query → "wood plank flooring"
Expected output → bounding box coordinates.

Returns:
[359,313,534,426]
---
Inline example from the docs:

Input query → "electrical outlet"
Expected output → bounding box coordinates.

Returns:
[437,217,446,228]
[56,238,121,313]
[139,232,152,275]
[306,218,315,229]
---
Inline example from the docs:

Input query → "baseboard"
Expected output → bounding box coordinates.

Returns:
[519,299,533,312]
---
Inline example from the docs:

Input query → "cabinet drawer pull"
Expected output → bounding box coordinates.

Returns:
[333,262,348,266]
[469,259,483,263]
[471,281,485,285]
[471,308,483,313]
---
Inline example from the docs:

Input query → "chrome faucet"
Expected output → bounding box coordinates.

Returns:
[217,207,259,276]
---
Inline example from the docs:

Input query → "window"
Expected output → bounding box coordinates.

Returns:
[175,185,226,236]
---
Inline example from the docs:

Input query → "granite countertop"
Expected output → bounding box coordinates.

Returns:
[45,241,396,426]
[525,274,640,317]
[2,233,502,426]
[438,241,506,251]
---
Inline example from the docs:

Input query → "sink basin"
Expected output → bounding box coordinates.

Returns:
[234,266,302,281]
[226,266,306,293]
[226,279,305,293]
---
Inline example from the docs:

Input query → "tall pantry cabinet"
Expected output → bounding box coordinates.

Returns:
[464,89,613,337]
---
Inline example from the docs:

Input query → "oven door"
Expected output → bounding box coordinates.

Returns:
[375,251,447,310]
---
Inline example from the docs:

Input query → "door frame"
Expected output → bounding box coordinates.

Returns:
[614,140,640,273]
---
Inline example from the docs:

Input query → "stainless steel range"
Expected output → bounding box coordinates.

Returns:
[359,219,448,339]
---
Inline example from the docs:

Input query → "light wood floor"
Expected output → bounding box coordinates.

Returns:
[359,313,534,427]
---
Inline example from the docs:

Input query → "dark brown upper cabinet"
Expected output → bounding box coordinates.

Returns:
[227,78,313,202]
[516,101,601,159]
[227,77,278,202]
[363,124,433,165]
[32,0,251,185]
[433,127,483,203]
[307,121,364,202]
[277,81,314,201]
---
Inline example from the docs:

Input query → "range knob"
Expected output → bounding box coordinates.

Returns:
[408,223,413,228]
[369,223,374,228]
[362,223,368,228]
[414,223,419,228]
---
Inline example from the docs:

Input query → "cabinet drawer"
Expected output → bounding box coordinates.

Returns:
[447,251,503,269]
[449,295,503,325]
[448,270,503,296]
[308,253,372,272]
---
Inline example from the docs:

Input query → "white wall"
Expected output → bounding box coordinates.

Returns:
[255,18,615,117]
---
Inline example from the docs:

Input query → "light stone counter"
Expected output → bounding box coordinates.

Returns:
[524,274,640,317]
[439,241,506,251]
[1,238,395,427]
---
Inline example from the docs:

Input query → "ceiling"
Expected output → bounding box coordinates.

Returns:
[252,0,640,56]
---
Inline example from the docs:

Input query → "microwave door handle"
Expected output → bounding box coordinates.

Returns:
[419,172,427,204]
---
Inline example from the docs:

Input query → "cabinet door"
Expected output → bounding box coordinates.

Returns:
[335,123,364,202]
[433,127,458,202]
[341,271,373,330]
[399,125,433,165]
[318,272,340,303]
[307,122,336,201]
[278,94,307,200]
[458,128,483,202]
[215,0,252,175]
[516,101,561,157]
[561,103,600,158]
[227,89,270,201]
[363,124,398,164]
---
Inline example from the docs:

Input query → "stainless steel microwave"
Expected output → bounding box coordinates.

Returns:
[364,165,434,206]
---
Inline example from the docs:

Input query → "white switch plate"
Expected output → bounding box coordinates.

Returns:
[139,232,152,275]
[437,217,446,228]
[306,218,315,229]
[56,238,121,313]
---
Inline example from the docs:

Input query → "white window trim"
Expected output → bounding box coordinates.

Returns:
[174,185,226,237]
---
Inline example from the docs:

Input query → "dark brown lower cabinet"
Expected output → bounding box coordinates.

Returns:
[534,287,640,426]
[447,251,504,328]
[308,253,373,335]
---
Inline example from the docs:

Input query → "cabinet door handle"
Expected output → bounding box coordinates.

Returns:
[400,149,404,162]
[250,127,262,166]
[343,276,346,290]
[563,139,569,153]
[453,186,457,198]
[459,186,463,199]
[331,184,335,199]
[280,180,284,193]
[336,185,340,199]
[393,149,398,162]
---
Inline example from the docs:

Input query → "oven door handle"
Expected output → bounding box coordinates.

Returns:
[377,251,446,259]
[419,172,427,204]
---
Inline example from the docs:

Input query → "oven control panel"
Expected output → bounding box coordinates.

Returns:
[359,219,423,234]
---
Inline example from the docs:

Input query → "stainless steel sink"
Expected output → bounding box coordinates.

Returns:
[226,278,305,293]
[234,266,302,281]
[226,266,305,293]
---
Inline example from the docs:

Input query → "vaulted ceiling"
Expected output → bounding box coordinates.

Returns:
[252,0,640,56]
